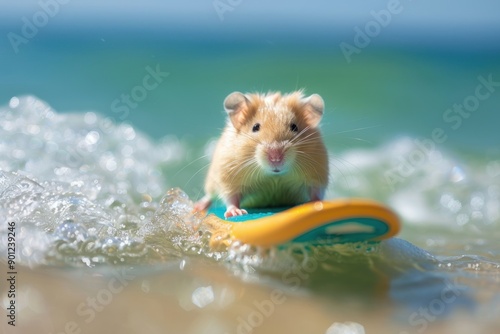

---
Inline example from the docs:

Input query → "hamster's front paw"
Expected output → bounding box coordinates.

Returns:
[224,206,248,218]
[193,195,212,213]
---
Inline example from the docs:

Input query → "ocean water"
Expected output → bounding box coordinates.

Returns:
[1,16,500,334]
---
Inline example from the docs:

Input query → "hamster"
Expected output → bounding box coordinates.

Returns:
[194,91,329,218]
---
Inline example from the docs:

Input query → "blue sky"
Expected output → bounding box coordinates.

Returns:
[1,0,499,51]
[2,0,500,29]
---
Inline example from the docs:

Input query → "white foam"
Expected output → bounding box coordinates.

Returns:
[1,96,499,268]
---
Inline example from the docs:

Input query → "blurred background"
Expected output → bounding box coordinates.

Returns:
[1,0,499,149]
[2,3,500,333]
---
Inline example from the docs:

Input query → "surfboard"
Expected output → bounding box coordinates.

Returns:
[203,199,400,248]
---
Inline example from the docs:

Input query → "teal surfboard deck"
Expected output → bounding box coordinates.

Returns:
[205,200,400,246]
[208,206,287,222]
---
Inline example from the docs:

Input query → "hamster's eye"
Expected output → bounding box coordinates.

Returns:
[290,123,299,132]
[252,123,260,132]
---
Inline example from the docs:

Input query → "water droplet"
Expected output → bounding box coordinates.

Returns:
[441,194,462,213]
[141,280,150,293]
[456,214,469,226]
[121,145,134,157]
[9,96,20,108]
[27,124,40,134]
[85,131,100,145]
[122,125,136,141]
[84,112,97,125]
[325,321,366,334]
[470,193,485,209]
[106,160,117,171]
[471,211,483,220]
[486,160,500,178]
[191,286,214,308]
[102,237,122,254]
[54,220,88,243]
[450,165,466,183]
[11,149,25,160]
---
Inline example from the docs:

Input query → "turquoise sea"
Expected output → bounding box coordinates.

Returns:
[1,2,500,333]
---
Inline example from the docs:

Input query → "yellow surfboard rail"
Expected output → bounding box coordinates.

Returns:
[203,199,401,248]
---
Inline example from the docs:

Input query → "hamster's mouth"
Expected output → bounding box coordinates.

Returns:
[261,163,289,175]
[270,165,290,175]
[256,143,294,175]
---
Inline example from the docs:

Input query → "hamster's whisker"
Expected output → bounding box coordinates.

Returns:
[289,126,312,145]
[247,161,261,185]
[240,159,260,187]
[320,125,382,145]
[294,141,325,150]
[295,161,320,183]
[329,155,362,175]
[173,154,210,178]
[328,161,352,190]
[228,162,251,177]
[298,125,311,136]
[291,132,319,147]
[241,158,258,173]
[226,128,262,145]
[295,151,328,180]
[229,155,257,177]
[341,136,373,144]
[300,157,324,177]
[295,148,328,155]
[294,151,315,171]
[296,131,319,143]
[184,162,212,187]
[227,152,254,167]
[293,144,327,156]
[330,124,382,135]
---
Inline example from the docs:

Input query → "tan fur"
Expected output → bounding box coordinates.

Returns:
[200,91,329,213]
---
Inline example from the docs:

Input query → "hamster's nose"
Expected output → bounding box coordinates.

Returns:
[267,148,285,167]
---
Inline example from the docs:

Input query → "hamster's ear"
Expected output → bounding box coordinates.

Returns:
[301,94,324,128]
[224,91,250,129]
